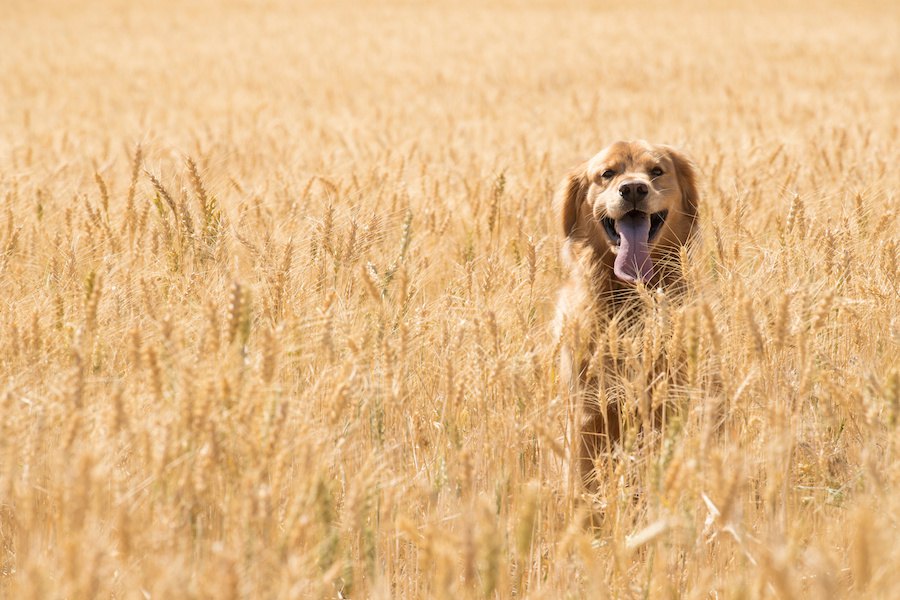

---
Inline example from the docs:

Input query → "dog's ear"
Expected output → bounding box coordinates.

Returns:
[556,164,589,238]
[663,146,700,218]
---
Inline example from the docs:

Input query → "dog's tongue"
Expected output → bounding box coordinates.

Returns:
[614,213,654,284]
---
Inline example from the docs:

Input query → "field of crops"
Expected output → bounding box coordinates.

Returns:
[1,0,898,597]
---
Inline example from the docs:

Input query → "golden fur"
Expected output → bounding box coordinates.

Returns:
[554,140,700,492]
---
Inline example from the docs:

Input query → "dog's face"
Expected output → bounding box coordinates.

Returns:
[558,140,699,285]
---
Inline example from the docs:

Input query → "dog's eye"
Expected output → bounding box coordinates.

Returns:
[650,167,664,177]
[601,169,616,179]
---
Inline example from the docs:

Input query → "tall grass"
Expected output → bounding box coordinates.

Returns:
[0,0,898,597]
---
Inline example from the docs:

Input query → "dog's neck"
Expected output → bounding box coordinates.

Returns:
[564,237,688,321]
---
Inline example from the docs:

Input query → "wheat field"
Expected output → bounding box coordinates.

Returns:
[1,0,898,597]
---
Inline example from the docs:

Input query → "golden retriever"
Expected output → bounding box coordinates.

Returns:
[554,140,699,492]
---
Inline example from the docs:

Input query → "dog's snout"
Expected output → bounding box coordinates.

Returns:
[619,181,649,203]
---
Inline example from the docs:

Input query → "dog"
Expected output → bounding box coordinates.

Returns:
[553,140,700,493]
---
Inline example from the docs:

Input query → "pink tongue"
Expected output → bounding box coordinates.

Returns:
[613,213,654,283]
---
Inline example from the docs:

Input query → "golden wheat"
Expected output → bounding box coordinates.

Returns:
[0,0,898,597]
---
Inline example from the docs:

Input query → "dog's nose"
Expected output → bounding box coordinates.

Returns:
[619,181,649,203]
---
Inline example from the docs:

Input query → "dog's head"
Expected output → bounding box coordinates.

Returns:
[558,140,699,284]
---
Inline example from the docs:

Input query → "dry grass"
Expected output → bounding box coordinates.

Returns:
[1,0,899,597]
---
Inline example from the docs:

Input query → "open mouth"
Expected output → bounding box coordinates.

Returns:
[600,209,668,283]
[601,209,668,246]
